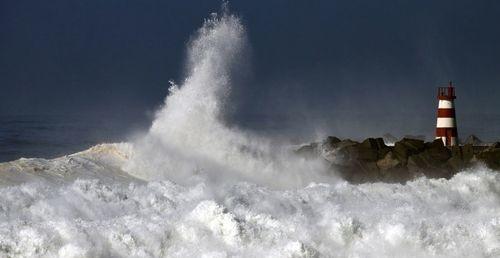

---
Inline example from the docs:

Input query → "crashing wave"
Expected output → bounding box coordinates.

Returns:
[1,155,500,257]
[1,5,500,258]
[0,143,135,186]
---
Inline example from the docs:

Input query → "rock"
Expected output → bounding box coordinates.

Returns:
[407,140,452,178]
[447,146,466,171]
[446,144,475,171]
[447,155,465,171]
[330,138,396,183]
[321,139,358,165]
[295,143,319,159]
[408,154,451,178]
[450,145,462,159]
[320,138,357,152]
[308,136,500,184]
[338,161,381,184]
[323,138,389,167]
[425,139,452,162]
[320,136,342,153]
[355,161,381,182]
[355,138,388,161]
[393,138,426,165]
[403,135,426,141]
[323,136,341,148]
[336,139,359,149]
[476,143,500,169]
[377,151,401,171]
[464,134,483,145]
[382,133,398,144]
[462,144,474,162]
[372,151,413,183]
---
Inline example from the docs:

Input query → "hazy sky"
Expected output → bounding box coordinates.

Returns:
[1,0,499,138]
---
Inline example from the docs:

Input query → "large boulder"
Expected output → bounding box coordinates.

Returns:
[354,138,390,161]
[446,144,475,171]
[403,134,426,141]
[377,151,401,171]
[407,139,452,178]
[476,143,500,169]
[425,140,452,161]
[376,151,411,182]
[335,139,359,149]
[295,143,319,159]
[321,139,358,165]
[382,133,398,144]
[447,146,466,171]
[464,134,483,145]
[353,161,381,183]
[326,138,390,165]
[329,138,393,183]
[335,161,381,184]
[321,136,342,151]
[393,138,426,165]
[462,144,475,162]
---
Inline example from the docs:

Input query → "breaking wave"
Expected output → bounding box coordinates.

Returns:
[123,8,332,188]
[1,6,500,258]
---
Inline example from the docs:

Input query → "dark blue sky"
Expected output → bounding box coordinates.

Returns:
[1,0,499,138]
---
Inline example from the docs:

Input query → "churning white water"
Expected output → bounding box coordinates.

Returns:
[1,9,500,258]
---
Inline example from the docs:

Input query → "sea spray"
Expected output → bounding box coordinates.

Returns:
[124,8,333,188]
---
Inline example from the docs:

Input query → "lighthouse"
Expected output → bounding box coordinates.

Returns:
[436,81,458,146]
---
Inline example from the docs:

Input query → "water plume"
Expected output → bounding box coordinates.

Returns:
[125,7,333,188]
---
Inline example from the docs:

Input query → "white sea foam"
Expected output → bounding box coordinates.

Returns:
[1,6,500,258]
[1,153,500,257]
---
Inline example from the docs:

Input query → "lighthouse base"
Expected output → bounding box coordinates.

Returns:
[436,136,457,146]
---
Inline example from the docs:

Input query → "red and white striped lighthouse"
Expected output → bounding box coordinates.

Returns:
[436,81,458,146]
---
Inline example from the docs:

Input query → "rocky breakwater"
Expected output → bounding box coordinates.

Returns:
[296,137,500,183]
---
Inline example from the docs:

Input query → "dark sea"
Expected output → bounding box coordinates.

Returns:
[0,115,149,162]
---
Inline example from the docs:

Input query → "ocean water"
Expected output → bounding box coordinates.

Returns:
[1,8,500,258]
[0,115,148,163]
